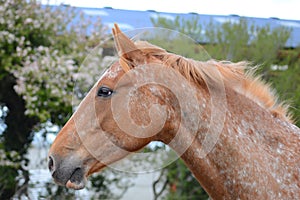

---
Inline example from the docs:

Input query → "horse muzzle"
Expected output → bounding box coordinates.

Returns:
[48,154,87,190]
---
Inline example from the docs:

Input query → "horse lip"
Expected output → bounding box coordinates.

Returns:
[51,171,65,186]
[87,161,106,176]
[65,167,87,190]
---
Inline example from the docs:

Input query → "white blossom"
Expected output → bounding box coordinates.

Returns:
[24,18,33,24]
[1,0,107,122]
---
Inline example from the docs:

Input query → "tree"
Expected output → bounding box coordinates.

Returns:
[153,160,208,200]
[151,15,298,199]
[151,15,204,42]
[269,48,300,125]
[0,1,131,198]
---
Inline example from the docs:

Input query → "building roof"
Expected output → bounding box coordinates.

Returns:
[72,6,300,48]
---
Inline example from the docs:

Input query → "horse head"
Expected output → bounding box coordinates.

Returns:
[48,24,185,189]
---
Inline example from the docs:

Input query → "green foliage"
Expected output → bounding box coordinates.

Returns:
[1,0,106,125]
[89,172,133,200]
[151,15,203,42]
[164,160,208,200]
[40,184,77,200]
[148,36,210,61]
[0,165,19,199]
[249,26,291,66]
[150,15,209,61]
[0,0,122,199]
[205,19,251,61]
[269,48,300,125]
[205,19,291,68]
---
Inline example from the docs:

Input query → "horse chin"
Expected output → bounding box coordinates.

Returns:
[65,167,87,190]
[87,161,106,176]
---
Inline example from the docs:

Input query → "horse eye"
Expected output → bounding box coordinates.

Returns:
[97,86,113,98]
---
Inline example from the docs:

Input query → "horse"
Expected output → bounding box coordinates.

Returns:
[48,24,300,199]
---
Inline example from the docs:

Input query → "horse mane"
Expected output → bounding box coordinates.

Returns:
[130,41,292,122]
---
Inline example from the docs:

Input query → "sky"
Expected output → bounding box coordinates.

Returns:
[40,0,300,20]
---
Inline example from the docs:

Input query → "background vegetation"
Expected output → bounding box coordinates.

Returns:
[0,0,131,199]
[0,0,299,199]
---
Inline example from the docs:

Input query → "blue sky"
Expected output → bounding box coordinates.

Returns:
[41,0,300,20]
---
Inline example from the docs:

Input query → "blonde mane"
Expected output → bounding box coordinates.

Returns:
[131,41,292,122]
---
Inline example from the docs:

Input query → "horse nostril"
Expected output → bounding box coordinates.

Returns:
[48,156,54,172]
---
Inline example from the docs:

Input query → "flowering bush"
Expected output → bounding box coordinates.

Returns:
[0,0,112,125]
[0,0,124,198]
[13,47,77,122]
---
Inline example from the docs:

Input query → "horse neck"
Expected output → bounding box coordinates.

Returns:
[168,86,300,199]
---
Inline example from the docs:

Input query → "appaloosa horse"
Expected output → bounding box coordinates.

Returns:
[48,24,300,199]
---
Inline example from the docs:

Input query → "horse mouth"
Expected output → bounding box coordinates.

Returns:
[65,167,87,190]
[63,161,106,190]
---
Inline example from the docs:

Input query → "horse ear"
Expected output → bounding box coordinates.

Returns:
[112,23,144,72]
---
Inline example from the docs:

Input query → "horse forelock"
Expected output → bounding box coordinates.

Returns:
[117,40,292,122]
